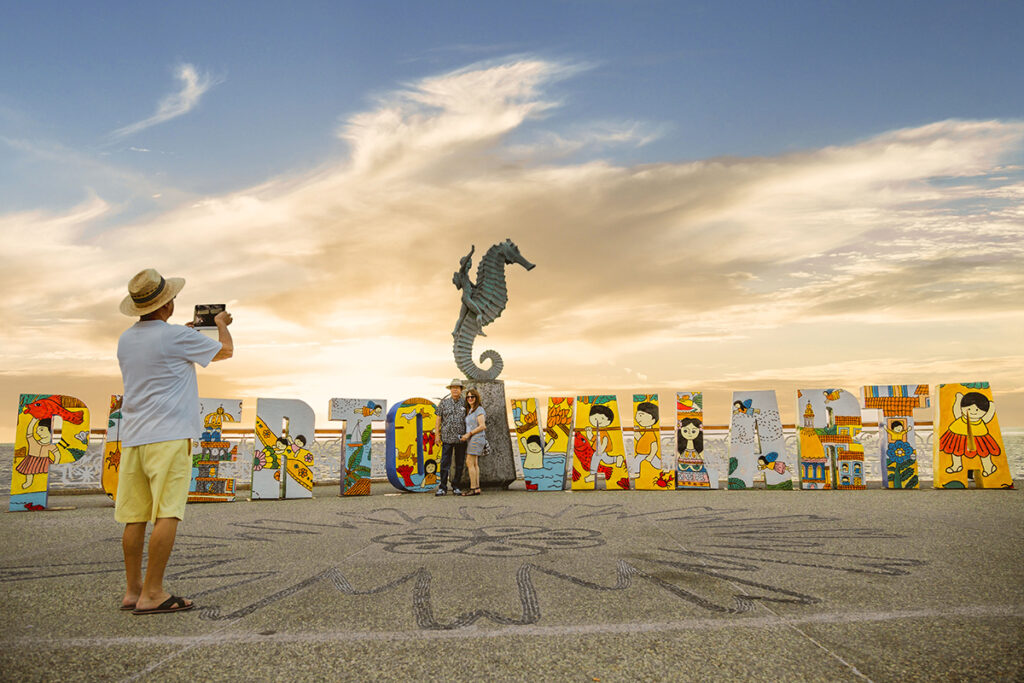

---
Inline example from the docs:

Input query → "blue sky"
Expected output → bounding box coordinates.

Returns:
[1,1,1023,434]
[4,1,1022,210]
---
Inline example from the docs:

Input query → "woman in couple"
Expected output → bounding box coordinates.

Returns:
[460,388,487,496]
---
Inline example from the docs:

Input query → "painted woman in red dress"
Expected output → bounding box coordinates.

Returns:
[939,392,999,477]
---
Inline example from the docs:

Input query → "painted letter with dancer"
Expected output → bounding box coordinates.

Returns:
[933,383,1013,489]
[675,391,715,489]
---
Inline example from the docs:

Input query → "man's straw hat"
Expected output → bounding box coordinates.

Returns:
[120,268,185,316]
[446,378,466,389]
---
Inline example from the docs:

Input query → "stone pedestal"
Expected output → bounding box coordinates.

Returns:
[459,379,516,490]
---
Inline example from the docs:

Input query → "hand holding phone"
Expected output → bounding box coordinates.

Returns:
[193,304,226,328]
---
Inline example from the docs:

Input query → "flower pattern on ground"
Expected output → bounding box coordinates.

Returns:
[372,524,605,557]
[1,503,932,631]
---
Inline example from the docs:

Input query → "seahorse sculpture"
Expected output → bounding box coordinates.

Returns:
[452,239,535,381]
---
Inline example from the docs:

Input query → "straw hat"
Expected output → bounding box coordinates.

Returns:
[446,378,466,389]
[120,268,185,316]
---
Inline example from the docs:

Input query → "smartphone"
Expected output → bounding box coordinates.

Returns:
[193,304,226,328]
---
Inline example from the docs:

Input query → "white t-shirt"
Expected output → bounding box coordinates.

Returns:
[117,321,222,447]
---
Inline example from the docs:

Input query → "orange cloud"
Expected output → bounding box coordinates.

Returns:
[2,58,1023,439]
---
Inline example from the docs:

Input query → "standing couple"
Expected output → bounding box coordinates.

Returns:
[434,378,487,497]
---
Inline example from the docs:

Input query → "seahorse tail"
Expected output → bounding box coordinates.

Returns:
[454,323,502,381]
[474,350,503,381]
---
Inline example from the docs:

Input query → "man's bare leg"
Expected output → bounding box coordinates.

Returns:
[122,522,146,608]
[135,517,192,610]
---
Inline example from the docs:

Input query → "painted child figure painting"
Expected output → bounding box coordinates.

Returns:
[16,418,59,489]
[939,391,999,477]
[584,404,623,485]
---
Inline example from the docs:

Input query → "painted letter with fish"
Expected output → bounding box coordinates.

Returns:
[9,394,91,511]
[572,395,629,490]
[385,398,439,492]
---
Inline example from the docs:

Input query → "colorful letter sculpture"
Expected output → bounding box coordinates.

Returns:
[572,395,629,490]
[189,398,242,503]
[728,391,793,490]
[633,394,673,490]
[385,398,439,492]
[933,383,1013,489]
[861,385,930,489]
[329,398,387,496]
[102,394,123,501]
[796,389,865,490]
[675,391,715,489]
[9,394,91,511]
[252,398,316,500]
[510,397,572,491]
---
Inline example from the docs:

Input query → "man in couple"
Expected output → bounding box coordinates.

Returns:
[435,379,468,496]
[434,378,487,497]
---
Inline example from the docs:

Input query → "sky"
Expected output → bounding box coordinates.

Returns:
[2,0,1023,440]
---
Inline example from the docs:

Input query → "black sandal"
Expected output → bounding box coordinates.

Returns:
[462,488,481,496]
[131,595,194,615]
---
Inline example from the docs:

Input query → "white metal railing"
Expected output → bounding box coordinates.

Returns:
[7,424,1021,493]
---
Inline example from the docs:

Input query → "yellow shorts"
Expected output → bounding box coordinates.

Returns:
[114,439,192,524]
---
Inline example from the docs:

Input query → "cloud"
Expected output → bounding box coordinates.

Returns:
[504,120,664,161]
[110,63,220,139]
[2,56,1023,436]
[337,58,586,176]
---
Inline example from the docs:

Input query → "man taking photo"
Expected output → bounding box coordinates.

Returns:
[115,268,233,614]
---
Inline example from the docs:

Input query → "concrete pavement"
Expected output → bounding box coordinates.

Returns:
[1,484,1022,681]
